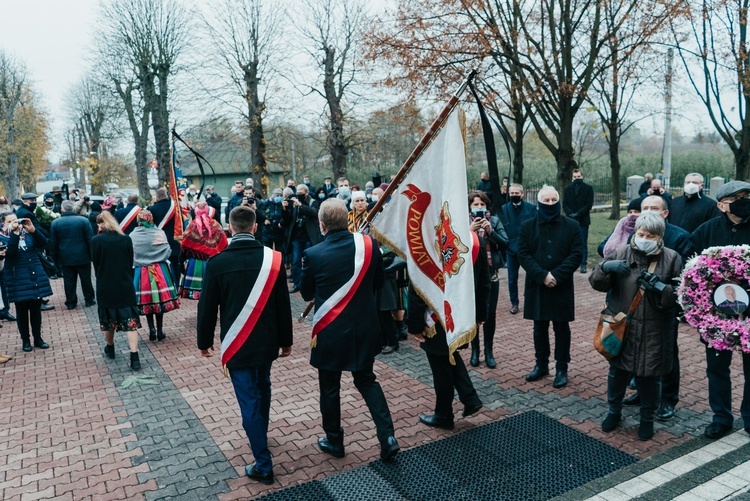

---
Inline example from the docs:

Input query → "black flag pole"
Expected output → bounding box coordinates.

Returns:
[171,128,217,201]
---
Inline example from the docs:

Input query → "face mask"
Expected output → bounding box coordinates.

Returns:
[318,193,326,200]
[298,194,306,201]
[635,237,659,255]
[371,195,379,202]
[274,196,283,203]
[28,202,37,210]
[730,197,750,219]
[471,208,486,216]
[641,209,666,219]
[339,187,350,197]
[684,183,700,195]
[538,201,561,221]
[573,178,583,184]
[44,201,53,208]
[510,195,522,204]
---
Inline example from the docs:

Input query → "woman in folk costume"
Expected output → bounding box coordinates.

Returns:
[347,190,369,233]
[131,210,180,341]
[179,201,228,299]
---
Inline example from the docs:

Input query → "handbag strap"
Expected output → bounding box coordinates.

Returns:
[627,259,658,315]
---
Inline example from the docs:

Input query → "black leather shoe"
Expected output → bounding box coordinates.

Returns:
[149,328,157,341]
[245,464,274,485]
[638,421,655,441]
[318,437,345,458]
[157,330,166,341]
[623,393,641,406]
[552,370,568,388]
[380,436,400,462]
[462,403,482,418]
[469,347,479,367]
[130,352,141,371]
[85,299,96,307]
[602,413,621,432]
[0,313,16,321]
[381,345,398,354]
[22,340,32,352]
[525,365,549,382]
[104,344,115,359]
[40,304,55,311]
[419,413,454,430]
[510,305,519,314]
[34,338,49,349]
[655,404,675,422]
[705,422,732,439]
[485,352,497,369]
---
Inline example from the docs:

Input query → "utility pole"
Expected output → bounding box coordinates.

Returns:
[662,48,674,190]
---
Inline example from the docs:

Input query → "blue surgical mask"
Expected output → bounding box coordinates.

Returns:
[274,196,283,203]
[339,187,350,197]
[318,193,326,200]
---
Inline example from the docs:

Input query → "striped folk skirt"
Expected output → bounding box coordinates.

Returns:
[133,262,180,315]
[178,257,206,300]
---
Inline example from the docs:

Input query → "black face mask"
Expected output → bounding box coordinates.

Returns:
[730,198,750,219]
[28,202,37,210]
[44,201,54,208]
[573,178,583,184]
[538,201,561,222]
[298,194,307,202]
[510,195,522,204]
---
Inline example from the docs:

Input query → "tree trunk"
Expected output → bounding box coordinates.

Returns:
[555,113,576,196]
[513,112,525,184]
[114,79,151,201]
[323,47,347,180]
[735,148,750,181]
[245,61,269,195]
[609,128,621,220]
[7,124,19,201]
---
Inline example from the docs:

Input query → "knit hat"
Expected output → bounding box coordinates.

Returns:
[716,181,750,201]
[627,198,642,212]
[351,190,367,202]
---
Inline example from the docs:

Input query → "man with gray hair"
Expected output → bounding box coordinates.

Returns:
[300,199,400,462]
[668,173,721,233]
[48,200,95,310]
[518,185,583,389]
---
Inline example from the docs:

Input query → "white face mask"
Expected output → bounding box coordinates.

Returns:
[635,237,659,255]
[371,195,379,202]
[684,183,700,195]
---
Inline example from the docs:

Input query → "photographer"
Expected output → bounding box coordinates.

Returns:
[240,194,265,241]
[281,184,321,293]
[589,212,682,441]
[262,189,286,256]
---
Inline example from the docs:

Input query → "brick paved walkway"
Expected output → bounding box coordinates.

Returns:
[0,268,746,499]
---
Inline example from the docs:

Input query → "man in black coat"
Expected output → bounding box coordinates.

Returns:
[691,181,750,440]
[49,201,96,310]
[519,185,583,389]
[16,193,47,239]
[668,173,722,233]
[114,194,141,235]
[197,206,293,485]
[204,185,223,226]
[408,238,491,430]
[562,167,594,273]
[500,183,538,314]
[300,199,400,462]
[283,184,322,293]
[148,188,181,284]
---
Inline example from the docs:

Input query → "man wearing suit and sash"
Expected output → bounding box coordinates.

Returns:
[300,199,400,462]
[197,206,293,485]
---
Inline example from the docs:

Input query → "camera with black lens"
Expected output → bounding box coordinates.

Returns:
[474,209,487,219]
[638,270,666,292]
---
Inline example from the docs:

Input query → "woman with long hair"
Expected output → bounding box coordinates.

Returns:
[179,201,228,299]
[131,210,180,341]
[91,211,143,370]
[0,212,53,353]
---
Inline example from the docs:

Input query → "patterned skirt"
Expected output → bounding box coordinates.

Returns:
[133,262,180,315]
[179,257,206,300]
[98,306,142,332]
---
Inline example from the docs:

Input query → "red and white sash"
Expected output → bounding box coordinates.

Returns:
[220,247,282,367]
[311,233,373,343]
[119,206,141,231]
[157,200,176,230]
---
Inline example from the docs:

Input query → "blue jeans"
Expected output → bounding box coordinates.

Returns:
[291,240,312,287]
[230,364,273,472]
[506,252,520,306]
[579,224,589,265]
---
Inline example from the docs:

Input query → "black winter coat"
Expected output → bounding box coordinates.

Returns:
[300,230,384,372]
[205,192,223,225]
[518,215,583,322]
[668,192,722,234]
[589,245,681,377]
[563,181,594,227]
[407,237,491,356]
[692,213,750,254]
[49,212,93,266]
[91,232,136,308]
[197,238,293,370]
[1,231,54,303]
[500,201,537,255]
[282,196,322,248]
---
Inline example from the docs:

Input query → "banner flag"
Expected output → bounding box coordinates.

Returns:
[370,106,476,357]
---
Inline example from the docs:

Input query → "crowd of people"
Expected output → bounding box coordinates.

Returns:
[1,168,749,485]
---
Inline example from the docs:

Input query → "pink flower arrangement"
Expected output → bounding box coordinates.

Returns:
[678,245,750,352]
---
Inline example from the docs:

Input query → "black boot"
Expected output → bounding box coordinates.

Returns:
[484,333,496,369]
[104,344,115,359]
[33,337,49,349]
[525,364,549,381]
[470,336,480,367]
[22,338,32,352]
[146,314,156,341]
[130,352,141,371]
[156,313,166,341]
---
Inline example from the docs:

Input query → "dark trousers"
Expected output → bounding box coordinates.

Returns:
[318,366,394,445]
[1,279,9,315]
[608,366,660,422]
[706,347,750,427]
[62,264,95,308]
[379,310,398,347]
[15,300,42,341]
[426,352,481,420]
[230,364,273,473]
[533,320,571,371]
[661,320,680,406]
[579,224,589,265]
[169,254,181,287]
[291,240,312,287]
[506,252,520,306]
[484,280,500,340]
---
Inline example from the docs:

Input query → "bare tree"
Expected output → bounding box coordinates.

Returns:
[295,0,366,180]
[203,0,284,195]
[673,0,750,180]
[0,51,27,200]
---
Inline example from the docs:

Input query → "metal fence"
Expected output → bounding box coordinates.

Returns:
[522,177,623,206]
